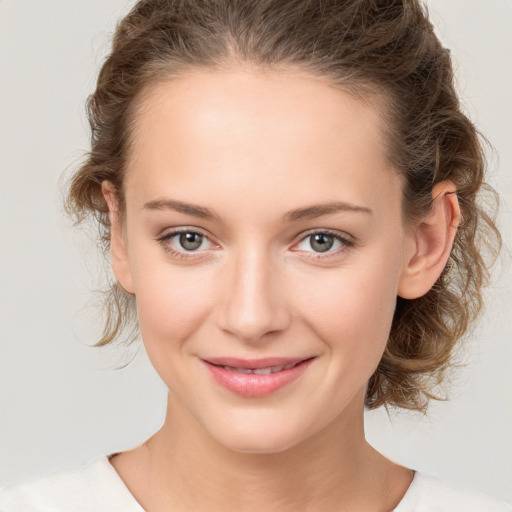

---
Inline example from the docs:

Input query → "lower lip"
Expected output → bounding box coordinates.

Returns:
[202,358,315,398]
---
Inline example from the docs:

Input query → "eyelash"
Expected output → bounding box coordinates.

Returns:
[293,229,354,259]
[156,228,215,260]
[156,227,354,261]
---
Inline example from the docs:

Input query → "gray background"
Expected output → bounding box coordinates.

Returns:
[1,0,511,502]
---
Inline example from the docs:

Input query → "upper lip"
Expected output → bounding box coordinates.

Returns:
[202,356,314,369]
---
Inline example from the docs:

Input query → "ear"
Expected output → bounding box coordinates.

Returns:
[397,180,461,299]
[101,181,135,295]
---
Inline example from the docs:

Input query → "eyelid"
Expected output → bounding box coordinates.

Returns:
[296,227,354,241]
[156,226,219,258]
[291,228,355,257]
[156,226,355,261]
[294,228,354,244]
[157,225,213,241]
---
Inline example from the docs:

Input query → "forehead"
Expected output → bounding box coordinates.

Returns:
[124,68,400,220]
[129,67,389,162]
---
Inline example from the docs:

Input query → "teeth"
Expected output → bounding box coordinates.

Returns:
[253,367,272,375]
[224,366,252,374]
[221,362,301,374]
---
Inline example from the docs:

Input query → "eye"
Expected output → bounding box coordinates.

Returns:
[176,232,205,251]
[157,228,217,258]
[293,230,353,257]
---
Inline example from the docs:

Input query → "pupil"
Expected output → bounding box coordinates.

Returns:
[311,233,334,253]
[179,232,202,251]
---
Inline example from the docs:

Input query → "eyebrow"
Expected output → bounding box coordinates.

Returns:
[143,198,373,221]
[143,199,219,219]
[284,201,373,221]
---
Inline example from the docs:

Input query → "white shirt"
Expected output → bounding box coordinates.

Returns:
[1,455,510,511]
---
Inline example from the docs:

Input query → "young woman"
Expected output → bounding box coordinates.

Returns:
[1,0,509,510]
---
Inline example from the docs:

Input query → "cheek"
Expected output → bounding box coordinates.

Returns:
[133,262,214,346]
[291,254,401,368]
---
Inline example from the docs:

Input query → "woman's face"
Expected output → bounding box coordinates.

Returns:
[115,68,413,453]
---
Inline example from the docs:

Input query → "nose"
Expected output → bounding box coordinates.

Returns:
[216,245,291,344]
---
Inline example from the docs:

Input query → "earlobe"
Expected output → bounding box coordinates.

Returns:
[101,181,135,295]
[397,181,461,299]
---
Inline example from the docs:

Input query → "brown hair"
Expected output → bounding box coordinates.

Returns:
[65,0,501,412]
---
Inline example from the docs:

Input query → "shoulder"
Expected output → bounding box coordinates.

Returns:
[0,455,143,512]
[394,471,512,512]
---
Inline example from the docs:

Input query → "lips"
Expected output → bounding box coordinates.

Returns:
[201,356,315,397]
[204,356,307,370]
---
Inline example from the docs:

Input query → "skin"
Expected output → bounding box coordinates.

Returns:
[103,67,460,511]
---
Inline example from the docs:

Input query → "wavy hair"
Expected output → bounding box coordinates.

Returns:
[65,0,501,412]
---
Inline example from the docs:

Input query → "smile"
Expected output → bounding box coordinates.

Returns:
[215,361,301,375]
[201,357,316,397]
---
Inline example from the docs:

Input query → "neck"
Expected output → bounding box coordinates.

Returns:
[120,390,412,512]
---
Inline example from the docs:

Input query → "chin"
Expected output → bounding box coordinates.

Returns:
[206,414,309,455]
